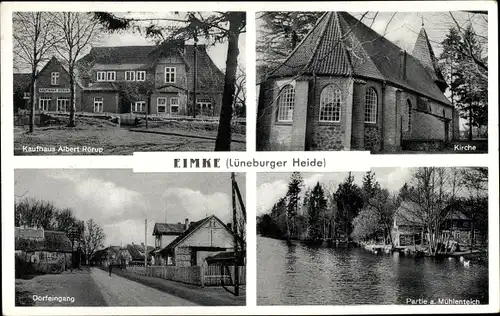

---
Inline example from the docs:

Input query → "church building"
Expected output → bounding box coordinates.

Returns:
[257,12,460,152]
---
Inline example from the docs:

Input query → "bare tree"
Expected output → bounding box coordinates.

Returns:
[403,167,461,255]
[81,219,106,265]
[232,64,246,118]
[13,12,59,133]
[51,12,101,127]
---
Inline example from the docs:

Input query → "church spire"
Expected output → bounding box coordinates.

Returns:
[412,26,448,92]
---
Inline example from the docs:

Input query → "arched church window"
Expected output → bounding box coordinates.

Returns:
[319,84,342,122]
[276,84,295,122]
[364,87,378,123]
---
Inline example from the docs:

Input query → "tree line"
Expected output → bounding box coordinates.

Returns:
[15,197,106,265]
[257,168,488,255]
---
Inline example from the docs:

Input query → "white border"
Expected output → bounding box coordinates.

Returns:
[1,1,499,315]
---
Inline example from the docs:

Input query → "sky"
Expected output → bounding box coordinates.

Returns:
[256,11,488,61]
[14,169,246,247]
[256,168,414,215]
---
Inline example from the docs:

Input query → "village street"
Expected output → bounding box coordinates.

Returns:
[90,267,198,306]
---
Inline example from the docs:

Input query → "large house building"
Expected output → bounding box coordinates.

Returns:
[256,12,460,152]
[13,57,82,114]
[152,215,235,267]
[13,40,224,117]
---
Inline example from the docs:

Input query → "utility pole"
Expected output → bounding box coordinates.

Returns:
[231,172,239,296]
[192,38,198,118]
[144,219,147,269]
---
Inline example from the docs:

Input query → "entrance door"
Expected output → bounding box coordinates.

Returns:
[444,121,449,143]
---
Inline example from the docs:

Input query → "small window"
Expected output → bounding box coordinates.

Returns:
[364,87,377,123]
[164,67,176,83]
[196,99,212,113]
[319,84,342,122]
[136,71,146,81]
[125,71,135,81]
[97,72,106,82]
[170,97,179,113]
[93,97,103,113]
[276,84,295,122]
[23,92,31,99]
[39,97,51,111]
[157,97,167,113]
[133,101,146,112]
[57,97,70,112]
[106,71,116,81]
[51,72,59,85]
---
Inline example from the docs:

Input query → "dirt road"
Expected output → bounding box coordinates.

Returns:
[90,267,198,306]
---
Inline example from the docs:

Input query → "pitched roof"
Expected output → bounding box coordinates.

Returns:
[394,201,425,226]
[412,27,447,89]
[15,228,72,252]
[268,12,451,106]
[126,243,155,261]
[159,215,232,253]
[153,222,185,235]
[78,43,224,93]
[84,82,119,91]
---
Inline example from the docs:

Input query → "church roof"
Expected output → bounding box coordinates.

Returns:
[268,12,451,106]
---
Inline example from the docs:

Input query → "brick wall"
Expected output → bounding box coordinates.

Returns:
[308,77,353,151]
[81,91,119,113]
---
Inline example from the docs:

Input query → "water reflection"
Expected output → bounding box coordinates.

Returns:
[258,236,488,305]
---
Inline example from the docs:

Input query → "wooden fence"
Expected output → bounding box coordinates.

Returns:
[203,265,246,286]
[129,265,246,287]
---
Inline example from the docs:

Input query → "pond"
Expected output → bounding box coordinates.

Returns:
[257,236,488,305]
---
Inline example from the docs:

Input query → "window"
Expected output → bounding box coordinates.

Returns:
[319,84,342,122]
[97,72,106,82]
[125,71,135,81]
[23,92,31,99]
[39,97,51,111]
[136,71,146,81]
[93,97,103,113]
[197,99,212,113]
[133,101,146,112]
[106,71,116,81]
[157,97,167,113]
[164,67,176,83]
[51,72,59,85]
[57,97,70,112]
[170,97,179,113]
[276,84,295,122]
[364,87,377,123]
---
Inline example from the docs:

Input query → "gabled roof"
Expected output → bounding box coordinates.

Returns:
[268,12,451,106]
[153,222,185,236]
[38,56,83,89]
[84,82,119,91]
[159,215,232,253]
[78,42,224,93]
[126,243,155,261]
[394,201,425,226]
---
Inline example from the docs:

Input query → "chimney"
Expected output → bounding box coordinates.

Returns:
[184,218,189,230]
[399,50,407,80]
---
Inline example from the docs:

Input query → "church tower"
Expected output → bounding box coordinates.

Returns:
[411,24,448,93]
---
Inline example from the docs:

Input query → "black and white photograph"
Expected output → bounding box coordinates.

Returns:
[257,168,488,305]
[13,11,246,155]
[14,170,246,306]
[256,11,488,153]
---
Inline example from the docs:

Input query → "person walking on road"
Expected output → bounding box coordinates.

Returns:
[108,259,113,277]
